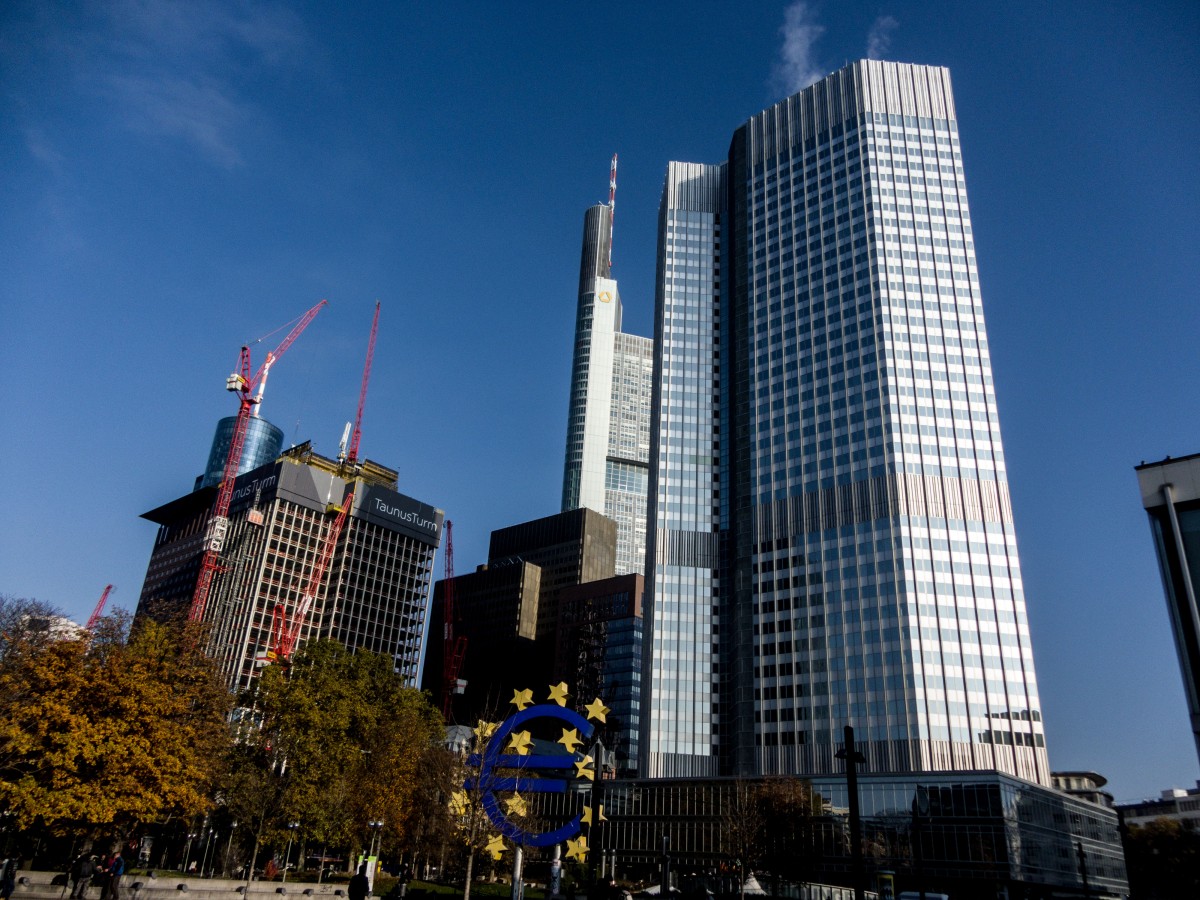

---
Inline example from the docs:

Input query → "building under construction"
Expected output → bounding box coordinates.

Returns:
[138,442,443,692]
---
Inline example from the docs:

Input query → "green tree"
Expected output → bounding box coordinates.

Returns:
[0,607,232,840]
[1122,817,1200,899]
[227,641,445,876]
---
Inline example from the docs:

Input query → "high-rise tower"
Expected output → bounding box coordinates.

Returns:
[562,185,654,576]
[643,60,1049,784]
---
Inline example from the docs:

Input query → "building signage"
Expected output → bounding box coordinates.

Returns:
[358,484,443,546]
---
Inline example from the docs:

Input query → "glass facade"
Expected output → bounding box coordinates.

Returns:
[644,61,1048,784]
[644,162,725,776]
[526,773,1127,899]
[563,203,654,576]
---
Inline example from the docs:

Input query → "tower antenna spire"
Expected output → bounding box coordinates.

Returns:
[607,153,618,270]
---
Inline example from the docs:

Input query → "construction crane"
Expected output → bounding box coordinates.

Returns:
[86,584,113,632]
[189,300,328,624]
[345,302,380,466]
[607,153,618,270]
[266,489,354,664]
[441,520,468,721]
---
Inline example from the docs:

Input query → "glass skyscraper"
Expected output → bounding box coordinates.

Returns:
[643,60,1049,785]
[563,201,654,576]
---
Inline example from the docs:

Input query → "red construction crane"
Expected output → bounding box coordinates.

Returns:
[265,489,355,663]
[345,302,380,466]
[441,520,468,721]
[189,300,328,624]
[86,584,113,632]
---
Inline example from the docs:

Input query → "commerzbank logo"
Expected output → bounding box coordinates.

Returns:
[598,290,612,303]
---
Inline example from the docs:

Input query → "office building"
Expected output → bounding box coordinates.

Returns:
[138,442,443,691]
[556,573,644,775]
[422,559,543,720]
[1135,452,1200,766]
[643,60,1048,784]
[489,507,617,641]
[423,507,617,721]
[562,199,655,576]
[528,771,1127,898]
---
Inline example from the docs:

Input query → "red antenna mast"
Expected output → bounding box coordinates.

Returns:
[607,153,618,270]
[189,300,327,624]
[87,585,113,632]
[346,302,380,465]
[441,520,468,721]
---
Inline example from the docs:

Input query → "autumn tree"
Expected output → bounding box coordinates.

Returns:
[226,640,445,876]
[0,606,232,841]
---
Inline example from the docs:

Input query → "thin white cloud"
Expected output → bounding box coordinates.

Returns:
[866,15,899,60]
[772,2,826,95]
[10,0,306,169]
[104,74,247,168]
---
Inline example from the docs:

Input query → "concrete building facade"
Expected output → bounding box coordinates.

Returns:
[139,443,443,691]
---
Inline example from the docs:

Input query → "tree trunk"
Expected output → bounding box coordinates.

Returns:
[463,851,475,900]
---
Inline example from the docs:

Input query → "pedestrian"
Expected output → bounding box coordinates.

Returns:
[1,856,18,900]
[101,851,124,900]
[347,864,370,900]
[70,854,95,900]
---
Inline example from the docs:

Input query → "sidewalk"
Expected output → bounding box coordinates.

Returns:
[10,871,348,900]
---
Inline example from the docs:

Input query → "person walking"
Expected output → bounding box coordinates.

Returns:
[101,851,124,900]
[347,864,370,900]
[69,854,94,900]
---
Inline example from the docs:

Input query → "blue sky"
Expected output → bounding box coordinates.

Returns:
[2,1,1197,802]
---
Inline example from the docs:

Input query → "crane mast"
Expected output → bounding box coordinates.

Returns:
[189,300,327,624]
[346,301,380,465]
[441,520,468,720]
[268,489,354,662]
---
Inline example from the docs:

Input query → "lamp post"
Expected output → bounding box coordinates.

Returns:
[367,819,384,866]
[835,725,867,900]
[200,828,215,877]
[910,786,928,900]
[282,822,300,883]
[224,823,238,877]
[182,832,198,874]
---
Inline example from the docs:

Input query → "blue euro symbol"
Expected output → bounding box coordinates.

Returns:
[463,704,595,847]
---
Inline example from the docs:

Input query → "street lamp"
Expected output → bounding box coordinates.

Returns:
[224,823,238,877]
[367,819,384,864]
[182,832,198,874]
[200,828,216,876]
[283,822,300,883]
[835,725,867,900]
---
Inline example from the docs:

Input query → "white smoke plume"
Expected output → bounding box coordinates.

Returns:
[772,2,826,95]
[866,15,899,60]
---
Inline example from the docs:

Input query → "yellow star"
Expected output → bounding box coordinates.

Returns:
[486,834,507,860]
[448,790,467,816]
[581,804,595,825]
[507,729,533,756]
[585,698,610,723]
[558,727,583,753]
[475,720,498,744]
[566,835,589,862]
[548,681,570,706]
[511,688,534,710]
[505,793,528,818]
[575,754,595,781]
